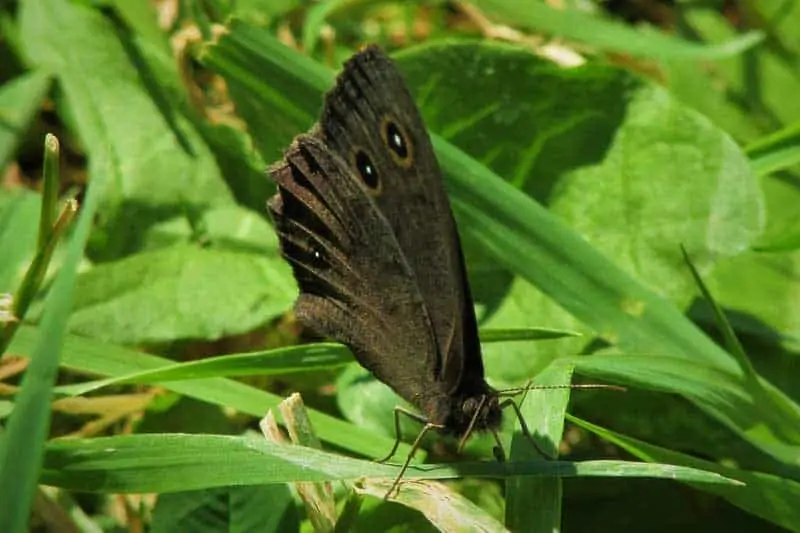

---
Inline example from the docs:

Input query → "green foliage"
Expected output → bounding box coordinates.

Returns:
[1,0,800,532]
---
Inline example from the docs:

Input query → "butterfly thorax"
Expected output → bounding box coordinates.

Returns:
[427,387,503,438]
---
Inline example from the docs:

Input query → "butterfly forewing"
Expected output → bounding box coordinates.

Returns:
[317,46,484,396]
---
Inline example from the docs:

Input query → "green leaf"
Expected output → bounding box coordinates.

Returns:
[8,325,406,460]
[393,42,764,388]
[56,325,562,397]
[681,247,757,379]
[479,328,581,343]
[670,6,800,136]
[19,0,233,260]
[151,485,299,533]
[65,244,294,344]
[110,0,171,51]
[505,362,573,532]
[394,43,764,304]
[140,203,277,253]
[302,0,350,53]
[745,121,800,176]
[199,22,329,162]
[707,172,800,343]
[0,118,108,533]
[570,415,800,532]
[40,434,738,493]
[0,71,52,172]
[0,190,40,293]
[56,343,352,396]
[569,350,800,462]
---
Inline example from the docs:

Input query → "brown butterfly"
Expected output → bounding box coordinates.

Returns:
[267,45,537,493]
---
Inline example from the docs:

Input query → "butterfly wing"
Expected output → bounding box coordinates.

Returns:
[315,46,485,395]
[268,136,443,405]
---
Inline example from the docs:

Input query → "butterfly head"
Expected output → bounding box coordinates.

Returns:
[430,390,503,440]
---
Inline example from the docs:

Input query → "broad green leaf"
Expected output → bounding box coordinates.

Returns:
[681,247,757,379]
[0,71,52,172]
[437,84,798,467]
[709,248,800,345]
[0,190,40,293]
[397,43,763,304]
[63,245,293,344]
[19,0,233,261]
[140,203,279,254]
[549,85,763,300]
[479,278,586,385]
[394,43,763,388]
[708,173,800,343]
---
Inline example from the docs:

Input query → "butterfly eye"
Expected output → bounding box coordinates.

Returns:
[381,118,414,167]
[355,150,380,190]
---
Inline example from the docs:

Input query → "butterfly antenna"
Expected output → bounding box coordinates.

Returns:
[497,382,626,399]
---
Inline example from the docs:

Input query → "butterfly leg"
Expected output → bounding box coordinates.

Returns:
[376,406,429,463]
[384,421,441,499]
[491,429,507,462]
[499,398,553,459]
[517,379,534,407]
